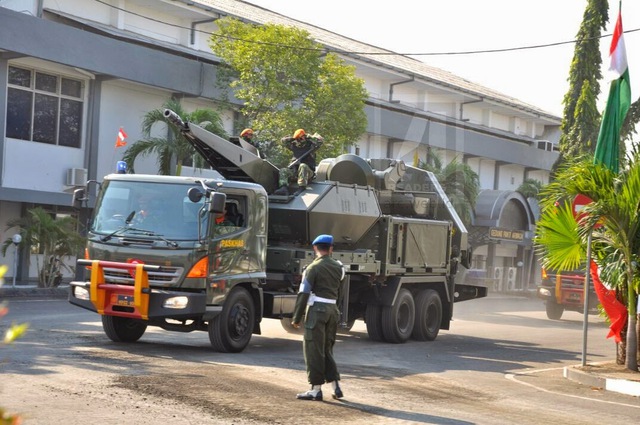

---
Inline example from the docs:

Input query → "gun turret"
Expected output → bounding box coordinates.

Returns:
[164,110,280,193]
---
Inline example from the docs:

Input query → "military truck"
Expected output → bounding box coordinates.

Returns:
[69,110,488,352]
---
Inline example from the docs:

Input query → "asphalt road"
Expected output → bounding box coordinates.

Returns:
[1,293,638,424]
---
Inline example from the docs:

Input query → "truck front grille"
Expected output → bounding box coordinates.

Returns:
[102,266,184,286]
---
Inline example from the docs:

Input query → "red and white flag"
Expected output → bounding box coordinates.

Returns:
[589,260,627,343]
[115,127,128,148]
[593,9,631,173]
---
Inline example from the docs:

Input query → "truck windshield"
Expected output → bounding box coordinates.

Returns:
[91,180,207,240]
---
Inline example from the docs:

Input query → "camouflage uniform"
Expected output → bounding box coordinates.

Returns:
[292,248,345,387]
[281,134,322,187]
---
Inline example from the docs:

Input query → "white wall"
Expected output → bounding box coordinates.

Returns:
[4,0,37,14]
[478,159,496,190]
[497,164,524,190]
[526,169,549,185]
[3,58,89,192]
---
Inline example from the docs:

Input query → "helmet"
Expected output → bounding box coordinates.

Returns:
[240,128,253,137]
[293,129,306,139]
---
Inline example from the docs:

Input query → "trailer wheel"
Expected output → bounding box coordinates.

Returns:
[102,315,147,342]
[208,287,255,352]
[545,300,564,320]
[280,318,304,334]
[381,288,415,343]
[412,289,442,341]
[365,303,385,341]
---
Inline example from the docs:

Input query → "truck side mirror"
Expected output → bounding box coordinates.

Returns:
[209,191,227,214]
[187,187,204,202]
[72,188,86,208]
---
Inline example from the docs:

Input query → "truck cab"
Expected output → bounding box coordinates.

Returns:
[70,173,270,352]
[536,267,598,319]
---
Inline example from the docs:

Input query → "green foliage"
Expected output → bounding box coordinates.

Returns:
[621,99,640,159]
[1,207,85,288]
[557,0,608,169]
[534,201,585,271]
[516,178,543,199]
[209,18,368,167]
[535,158,640,369]
[122,98,228,175]
[418,150,479,226]
[0,265,26,424]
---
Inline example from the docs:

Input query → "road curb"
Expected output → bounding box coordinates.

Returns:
[0,285,69,299]
[564,364,640,397]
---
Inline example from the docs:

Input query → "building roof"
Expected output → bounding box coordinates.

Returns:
[190,0,561,122]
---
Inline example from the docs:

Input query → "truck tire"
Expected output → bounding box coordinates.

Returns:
[365,303,385,341]
[208,287,255,352]
[412,289,442,341]
[102,315,147,342]
[280,317,304,334]
[381,288,415,343]
[545,299,564,320]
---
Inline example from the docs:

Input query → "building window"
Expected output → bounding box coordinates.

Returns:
[6,65,84,148]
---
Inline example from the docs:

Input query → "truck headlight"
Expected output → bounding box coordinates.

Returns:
[74,286,90,300]
[163,296,189,309]
[538,288,551,297]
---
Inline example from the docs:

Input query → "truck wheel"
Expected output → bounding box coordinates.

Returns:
[381,288,415,343]
[280,318,304,334]
[102,315,147,342]
[365,303,385,341]
[412,289,442,341]
[208,287,255,353]
[545,300,564,320]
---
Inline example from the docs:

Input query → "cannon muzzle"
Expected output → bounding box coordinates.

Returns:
[163,109,187,130]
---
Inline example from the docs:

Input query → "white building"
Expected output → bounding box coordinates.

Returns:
[0,0,561,288]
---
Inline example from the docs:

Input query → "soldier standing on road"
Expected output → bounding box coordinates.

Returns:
[292,234,345,401]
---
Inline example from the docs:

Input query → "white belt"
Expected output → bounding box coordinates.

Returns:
[307,294,337,305]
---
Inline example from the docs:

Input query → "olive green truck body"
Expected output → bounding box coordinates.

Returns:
[69,111,487,352]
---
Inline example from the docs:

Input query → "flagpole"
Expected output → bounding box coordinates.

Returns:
[581,229,592,366]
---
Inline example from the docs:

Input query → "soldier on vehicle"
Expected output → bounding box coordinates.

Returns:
[240,128,256,147]
[281,129,323,189]
[239,128,263,158]
[292,234,345,401]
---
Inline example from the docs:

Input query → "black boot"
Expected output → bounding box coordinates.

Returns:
[331,381,343,399]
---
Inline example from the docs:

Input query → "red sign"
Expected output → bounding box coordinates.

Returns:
[572,194,602,228]
[572,194,592,219]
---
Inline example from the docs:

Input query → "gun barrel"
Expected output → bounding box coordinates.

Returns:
[163,109,187,130]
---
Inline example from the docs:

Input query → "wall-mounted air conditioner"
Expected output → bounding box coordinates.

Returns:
[536,140,556,152]
[66,168,87,186]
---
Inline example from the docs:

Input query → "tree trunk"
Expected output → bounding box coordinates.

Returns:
[625,313,638,371]
[617,335,626,365]
[638,314,640,363]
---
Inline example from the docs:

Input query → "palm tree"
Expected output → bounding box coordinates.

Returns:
[517,178,543,200]
[122,98,228,175]
[535,158,640,371]
[418,151,479,226]
[1,207,86,288]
